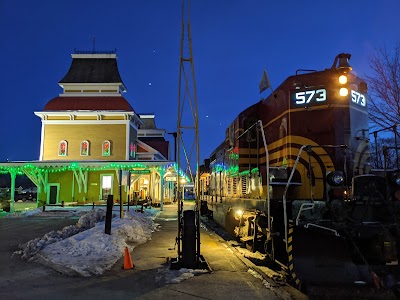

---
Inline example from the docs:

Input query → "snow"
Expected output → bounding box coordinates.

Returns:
[9,205,208,282]
[156,267,209,284]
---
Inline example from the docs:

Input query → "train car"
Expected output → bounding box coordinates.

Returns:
[202,54,400,290]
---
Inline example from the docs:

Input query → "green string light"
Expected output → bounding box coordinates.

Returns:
[0,162,153,175]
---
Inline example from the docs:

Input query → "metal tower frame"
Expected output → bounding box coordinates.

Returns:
[176,0,201,267]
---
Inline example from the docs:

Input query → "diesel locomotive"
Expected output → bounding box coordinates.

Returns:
[200,54,400,289]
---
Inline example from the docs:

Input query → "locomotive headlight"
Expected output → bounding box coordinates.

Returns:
[338,75,348,84]
[391,173,400,186]
[235,209,244,220]
[327,171,345,186]
[339,87,349,96]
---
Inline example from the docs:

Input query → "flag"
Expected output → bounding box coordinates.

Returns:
[259,69,271,94]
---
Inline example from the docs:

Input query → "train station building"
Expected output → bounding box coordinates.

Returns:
[0,51,185,211]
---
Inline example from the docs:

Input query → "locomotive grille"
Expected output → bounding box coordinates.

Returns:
[241,176,248,195]
[232,177,237,195]
[227,178,232,195]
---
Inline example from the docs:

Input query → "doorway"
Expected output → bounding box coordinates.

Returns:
[100,174,114,201]
[47,183,60,204]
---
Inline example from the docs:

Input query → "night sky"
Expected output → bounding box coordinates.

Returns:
[1,0,399,164]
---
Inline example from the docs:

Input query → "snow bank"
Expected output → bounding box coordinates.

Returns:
[14,208,159,277]
[16,209,108,260]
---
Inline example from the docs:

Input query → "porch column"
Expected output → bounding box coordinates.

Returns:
[9,170,16,213]
[149,170,154,201]
[160,169,165,211]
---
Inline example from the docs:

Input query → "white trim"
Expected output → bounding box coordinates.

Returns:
[60,93,122,97]
[136,139,168,161]
[139,114,155,118]
[58,140,68,156]
[71,53,117,59]
[100,174,114,201]
[137,128,166,137]
[136,139,158,155]
[34,111,143,126]
[80,140,90,156]
[39,120,131,125]
[35,111,134,117]
[59,82,122,87]
[102,140,111,156]
[126,124,130,160]
[39,122,45,161]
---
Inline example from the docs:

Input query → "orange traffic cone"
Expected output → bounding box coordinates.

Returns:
[371,271,382,289]
[123,246,134,270]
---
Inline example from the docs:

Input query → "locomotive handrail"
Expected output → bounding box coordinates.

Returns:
[304,223,340,237]
[237,120,271,233]
[258,120,271,233]
[283,144,309,252]
[295,202,315,226]
[283,144,348,251]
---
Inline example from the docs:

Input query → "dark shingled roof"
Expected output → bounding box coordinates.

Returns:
[59,58,124,84]
[139,117,157,129]
[44,96,134,111]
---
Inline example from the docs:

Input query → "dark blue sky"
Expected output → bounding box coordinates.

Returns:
[1,0,399,163]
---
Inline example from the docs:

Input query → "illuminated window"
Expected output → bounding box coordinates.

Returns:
[58,140,68,156]
[102,140,111,156]
[101,175,113,200]
[80,140,90,156]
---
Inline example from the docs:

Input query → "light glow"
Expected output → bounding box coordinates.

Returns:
[339,75,347,84]
[339,87,349,96]
[235,209,244,219]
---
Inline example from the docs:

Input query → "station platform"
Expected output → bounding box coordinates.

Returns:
[118,202,304,300]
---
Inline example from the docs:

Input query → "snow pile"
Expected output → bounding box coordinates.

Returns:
[16,209,108,260]
[156,267,209,284]
[14,208,158,277]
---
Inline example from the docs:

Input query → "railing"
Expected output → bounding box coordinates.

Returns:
[73,49,117,54]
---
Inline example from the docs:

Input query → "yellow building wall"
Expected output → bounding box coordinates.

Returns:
[37,171,74,205]
[38,171,128,204]
[42,124,127,160]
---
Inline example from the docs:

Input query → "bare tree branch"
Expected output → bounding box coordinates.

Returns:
[366,44,400,129]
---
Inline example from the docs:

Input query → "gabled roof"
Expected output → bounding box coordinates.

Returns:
[138,137,169,160]
[44,96,134,111]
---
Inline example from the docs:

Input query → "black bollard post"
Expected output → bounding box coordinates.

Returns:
[42,204,46,212]
[62,201,65,207]
[105,195,113,235]
[92,202,95,210]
